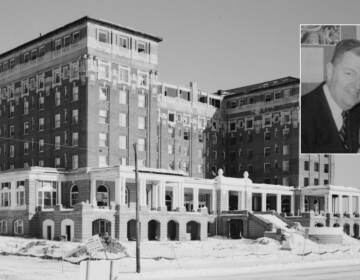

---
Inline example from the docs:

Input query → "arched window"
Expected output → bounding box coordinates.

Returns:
[0,182,11,207]
[70,185,79,207]
[16,181,25,206]
[14,219,23,235]
[96,185,109,207]
[0,220,7,234]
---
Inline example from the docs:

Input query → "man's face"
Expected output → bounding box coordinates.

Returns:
[326,51,360,110]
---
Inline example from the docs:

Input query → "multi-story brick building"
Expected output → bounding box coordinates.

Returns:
[205,77,334,187]
[0,16,222,179]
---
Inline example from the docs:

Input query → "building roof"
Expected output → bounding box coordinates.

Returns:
[0,16,163,60]
[220,76,299,99]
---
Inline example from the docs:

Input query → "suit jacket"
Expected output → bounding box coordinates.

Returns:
[301,83,360,153]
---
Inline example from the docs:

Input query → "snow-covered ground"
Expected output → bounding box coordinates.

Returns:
[0,234,360,280]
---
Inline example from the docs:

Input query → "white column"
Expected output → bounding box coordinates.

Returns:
[211,189,216,213]
[338,195,343,215]
[139,179,147,207]
[57,178,62,204]
[152,184,158,209]
[290,194,295,215]
[158,180,166,209]
[349,196,353,215]
[10,181,16,209]
[237,191,242,210]
[300,194,305,213]
[177,182,185,210]
[120,178,126,205]
[327,193,332,213]
[115,176,121,205]
[261,193,267,212]
[172,185,178,210]
[247,189,252,211]
[276,194,282,213]
[90,178,96,206]
[193,188,199,211]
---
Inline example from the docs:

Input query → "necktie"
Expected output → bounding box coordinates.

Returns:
[339,110,350,151]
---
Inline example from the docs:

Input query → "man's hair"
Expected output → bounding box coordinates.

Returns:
[331,39,360,65]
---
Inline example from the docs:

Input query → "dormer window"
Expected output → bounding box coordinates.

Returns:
[23,53,29,63]
[64,35,71,47]
[30,50,37,61]
[55,39,62,51]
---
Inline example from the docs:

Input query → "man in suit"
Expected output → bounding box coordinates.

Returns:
[301,39,360,153]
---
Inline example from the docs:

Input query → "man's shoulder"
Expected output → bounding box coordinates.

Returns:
[301,83,325,108]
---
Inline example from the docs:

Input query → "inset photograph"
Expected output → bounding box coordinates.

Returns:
[301,24,360,153]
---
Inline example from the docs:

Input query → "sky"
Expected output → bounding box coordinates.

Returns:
[0,0,360,187]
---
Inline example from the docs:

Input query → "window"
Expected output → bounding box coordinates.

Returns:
[119,67,129,83]
[183,115,190,126]
[23,98,29,114]
[314,162,319,172]
[212,134,217,144]
[98,155,108,167]
[54,114,61,128]
[304,177,309,186]
[10,145,14,158]
[168,144,174,155]
[39,92,45,109]
[55,157,61,167]
[72,155,78,169]
[37,181,57,209]
[98,30,109,43]
[263,115,272,127]
[38,118,45,131]
[72,132,79,146]
[73,32,80,43]
[9,102,14,117]
[229,121,236,132]
[264,162,271,173]
[39,46,45,57]
[168,112,175,123]
[9,125,14,137]
[14,220,23,235]
[324,179,329,185]
[274,144,279,153]
[117,35,129,48]
[0,220,7,234]
[38,73,45,89]
[62,65,70,80]
[138,116,146,129]
[168,126,175,137]
[16,181,25,206]
[24,122,29,135]
[99,61,110,80]
[70,185,79,207]
[99,110,108,124]
[314,178,319,185]
[39,139,44,152]
[264,131,271,141]
[55,136,61,150]
[138,94,146,107]
[64,35,71,47]
[99,86,109,100]
[138,138,145,151]
[1,182,11,207]
[324,164,329,173]
[245,118,253,129]
[72,109,78,124]
[55,39,62,50]
[119,90,127,104]
[264,147,271,157]
[53,68,61,85]
[10,59,15,69]
[137,41,146,53]
[304,161,309,171]
[183,129,190,140]
[283,144,289,155]
[55,90,61,106]
[23,52,29,63]
[24,142,29,154]
[99,133,108,147]
[119,135,127,150]
[282,160,289,172]
[70,61,79,80]
[72,86,78,101]
[138,71,148,87]
[119,113,127,127]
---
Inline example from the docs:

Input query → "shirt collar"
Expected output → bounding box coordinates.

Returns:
[323,84,343,131]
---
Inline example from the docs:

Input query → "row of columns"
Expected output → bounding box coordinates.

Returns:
[324,193,360,214]
[89,177,216,212]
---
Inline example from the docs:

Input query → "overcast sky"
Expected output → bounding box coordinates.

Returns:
[0,0,360,187]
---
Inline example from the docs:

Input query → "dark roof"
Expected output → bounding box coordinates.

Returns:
[0,16,163,60]
[220,76,299,99]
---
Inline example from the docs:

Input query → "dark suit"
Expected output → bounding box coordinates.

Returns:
[301,83,360,153]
